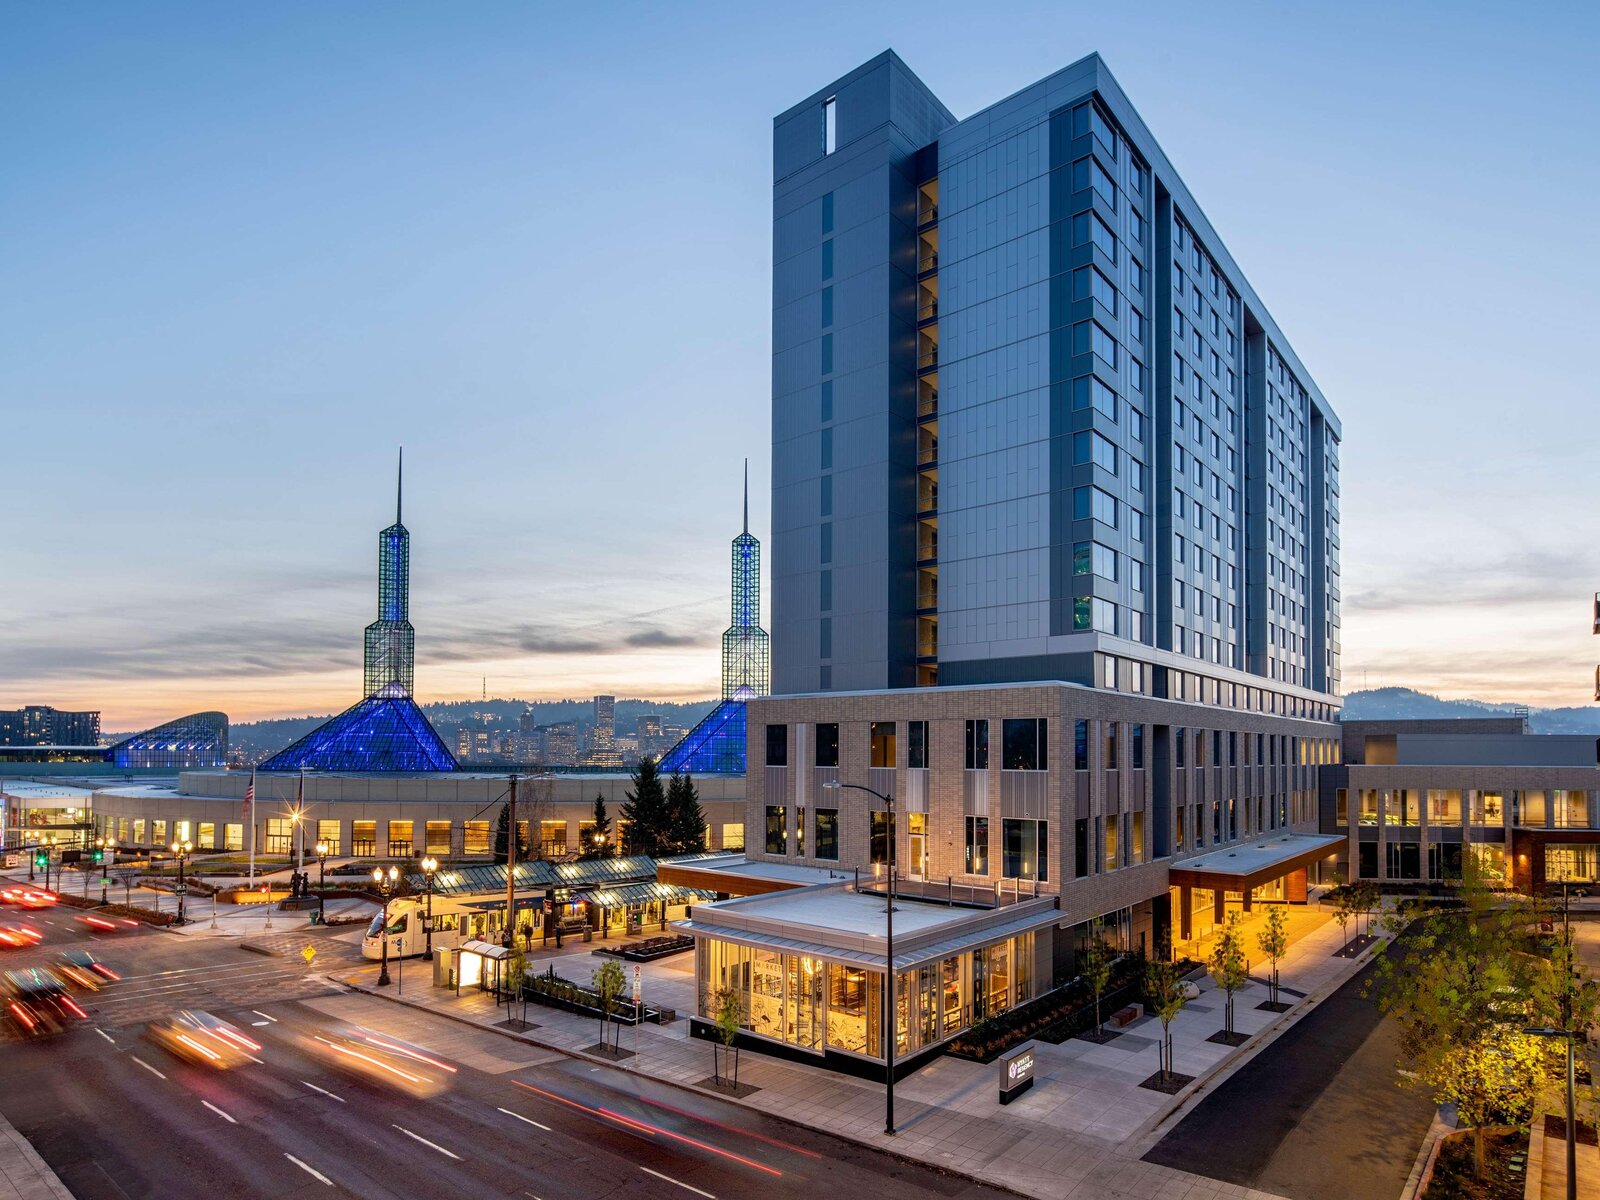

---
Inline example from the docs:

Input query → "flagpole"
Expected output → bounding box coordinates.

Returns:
[247,768,257,885]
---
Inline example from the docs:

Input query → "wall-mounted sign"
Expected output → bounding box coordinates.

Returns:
[999,1040,1037,1104]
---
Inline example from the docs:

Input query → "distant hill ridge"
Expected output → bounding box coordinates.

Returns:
[1340,687,1600,734]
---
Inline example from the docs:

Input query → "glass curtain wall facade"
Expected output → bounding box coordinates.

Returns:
[109,712,229,769]
[698,929,1035,1059]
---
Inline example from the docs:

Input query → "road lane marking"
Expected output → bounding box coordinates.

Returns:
[301,1081,346,1102]
[285,1155,334,1186]
[252,1010,278,1022]
[392,1125,461,1160]
[252,1021,271,1027]
[130,1057,166,1079]
[95,1028,115,1044]
[497,1107,551,1131]
[202,1101,238,1124]
[640,1167,715,1198]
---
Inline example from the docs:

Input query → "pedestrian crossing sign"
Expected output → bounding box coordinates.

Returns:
[301,945,317,965]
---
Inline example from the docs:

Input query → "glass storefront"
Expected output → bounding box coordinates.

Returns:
[697,931,1035,1061]
[1548,844,1600,883]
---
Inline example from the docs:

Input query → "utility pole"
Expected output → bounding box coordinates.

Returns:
[503,773,518,947]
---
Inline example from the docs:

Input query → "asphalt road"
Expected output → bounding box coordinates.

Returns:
[1143,944,1435,1200]
[0,905,1010,1200]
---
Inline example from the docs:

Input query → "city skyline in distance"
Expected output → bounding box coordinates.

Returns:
[5,2,1598,726]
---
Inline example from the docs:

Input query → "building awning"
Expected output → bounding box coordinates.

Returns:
[676,905,1060,974]
[1168,833,1344,893]
[458,939,512,960]
[579,882,717,909]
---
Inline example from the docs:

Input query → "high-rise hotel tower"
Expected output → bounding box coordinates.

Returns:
[771,52,1340,709]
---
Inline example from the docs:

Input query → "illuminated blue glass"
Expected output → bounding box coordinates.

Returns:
[261,682,456,772]
[110,711,228,769]
[657,699,746,775]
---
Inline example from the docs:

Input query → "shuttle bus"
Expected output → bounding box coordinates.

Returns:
[361,892,585,961]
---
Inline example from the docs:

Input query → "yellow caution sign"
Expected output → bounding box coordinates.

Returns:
[301,945,317,965]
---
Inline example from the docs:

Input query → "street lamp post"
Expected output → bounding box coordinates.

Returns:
[421,857,438,958]
[372,866,399,986]
[43,836,59,891]
[315,841,329,924]
[169,840,193,925]
[824,779,898,1136]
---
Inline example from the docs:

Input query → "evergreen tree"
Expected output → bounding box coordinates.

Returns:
[665,772,707,855]
[492,803,528,865]
[620,758,670,856]
[584,793,613,859]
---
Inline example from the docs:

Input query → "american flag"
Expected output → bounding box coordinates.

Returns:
[243,770,255,820]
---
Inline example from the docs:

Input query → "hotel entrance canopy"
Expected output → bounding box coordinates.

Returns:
[1168,832,1344,893]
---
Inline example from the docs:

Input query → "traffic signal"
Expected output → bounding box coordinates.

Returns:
[32,851,47,869]
[92,849,105,865]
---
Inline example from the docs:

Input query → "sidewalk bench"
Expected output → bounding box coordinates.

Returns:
[1111,1003,1143,1028]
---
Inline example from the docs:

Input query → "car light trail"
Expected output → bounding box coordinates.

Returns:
[511,1082,782,1177]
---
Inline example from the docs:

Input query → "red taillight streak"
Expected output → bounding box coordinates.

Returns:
[62,998,87,1018]
[10,1003,34,1030]
[510,1082,781,1177]
[630,1094,824,1159]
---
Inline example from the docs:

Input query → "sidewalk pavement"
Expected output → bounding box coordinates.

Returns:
[0,1114,71,1200]
[331,906,1383,1200]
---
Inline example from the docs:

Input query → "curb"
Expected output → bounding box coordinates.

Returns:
[1123,936,1384,1156]
[327,973,1034,1199]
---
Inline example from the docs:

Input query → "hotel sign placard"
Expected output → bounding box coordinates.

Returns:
[998,1040,1037,1104]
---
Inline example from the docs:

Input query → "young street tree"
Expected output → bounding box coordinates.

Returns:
[583,794,613,859]
[592,959,627,1054]
[665,772,707,855]
[1374,852,1549,1178]
[1145,958,1188,1085]
[1257,904,1289,1008]
[1083,937,1117,1041]
[1331,883,1354,952]
[1208,912,1249,1040]
[712,985,744,1089]
[620,759,670,856]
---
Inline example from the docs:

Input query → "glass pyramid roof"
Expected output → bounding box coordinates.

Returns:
[657,698,745,775]
[260,682,456,773]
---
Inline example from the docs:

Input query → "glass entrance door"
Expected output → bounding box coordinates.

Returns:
[908,812,929,880]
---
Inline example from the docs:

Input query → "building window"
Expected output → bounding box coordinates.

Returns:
[815,809,839,859]
[821,238,834,281]
[908,721,929,769]
[1175,727,1186,769]
[1104,815,1119,872]
[1132,812,1144,865]
[819,521,832,563]
[815,723,839,767]
[822,96,836,154]
[870,721,896,768]
[1074,818,1089,878]
[820,379,833,422]
[870,811,894,865]
[766,724,788,767]
[1073,430,1119,475]
[765,806,787,854]
[1072,374,1119,422]
[387,819,413,856]
[1074,320,1119,368]
[426,821,452,855]
[1073,264,1118,313]
[1074,719,1089,770]
[1073,595,1117,633]
[1104,721,1118,770]
[463,821,490,856]
[1073,485,1118,527]
[821,191,834,234]
[1074,210,1118,261]
[1131,723,1144,769]
[965,719,989,770]
[1002,718,1047,770]
[1002,819,1047,881]
[965,816,989,875]
[820,285,833,327]
[1073,540,1117,580]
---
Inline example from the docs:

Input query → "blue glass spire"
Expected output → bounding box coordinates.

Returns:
[364,448,415,696]
[260,682,456,773]
[722,459,769,701]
